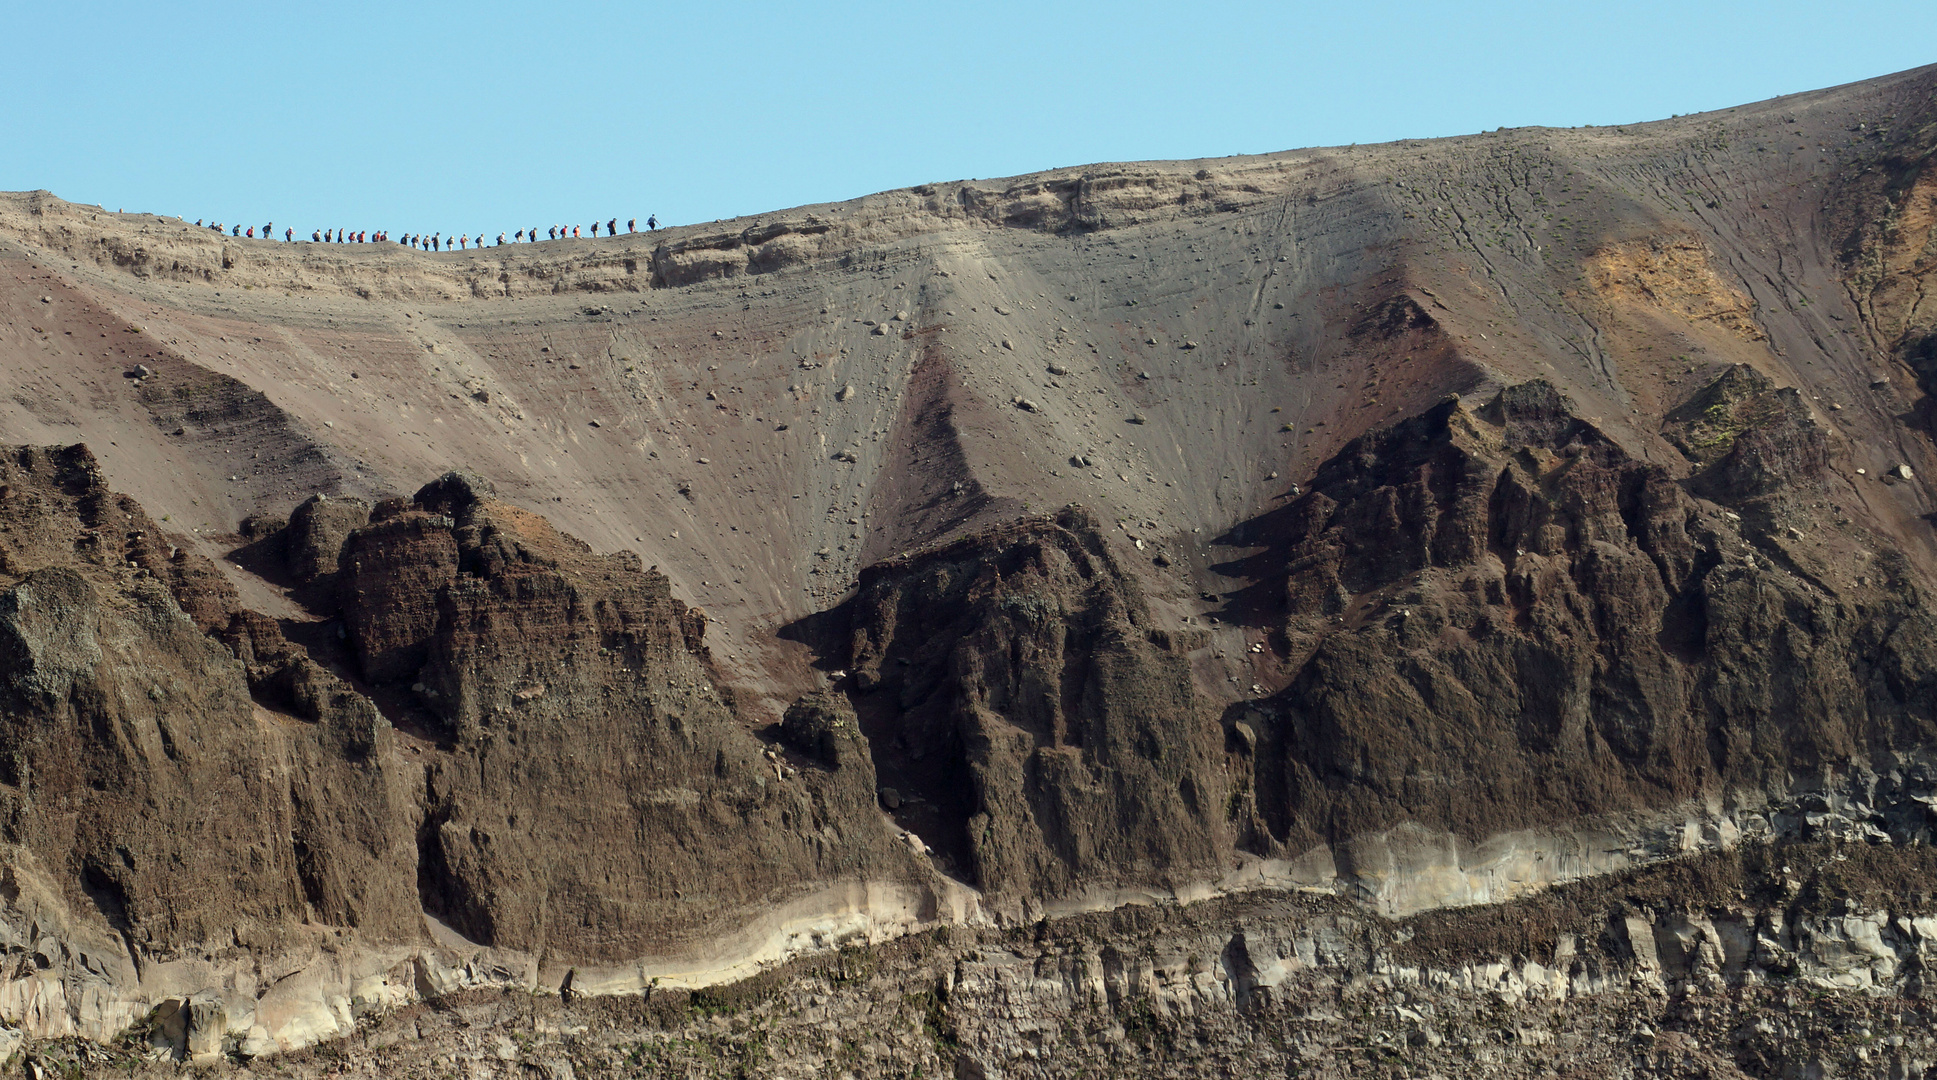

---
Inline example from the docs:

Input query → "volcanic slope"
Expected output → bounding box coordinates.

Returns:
[0,61,1936,1056]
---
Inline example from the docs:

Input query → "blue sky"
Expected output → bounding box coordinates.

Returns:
[3,2,1930,236]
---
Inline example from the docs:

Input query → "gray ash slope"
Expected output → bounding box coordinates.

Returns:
[0,62,1932,1068]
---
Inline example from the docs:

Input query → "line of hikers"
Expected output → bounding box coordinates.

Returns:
[190,216,660,248]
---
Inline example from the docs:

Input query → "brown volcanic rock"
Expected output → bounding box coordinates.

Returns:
[1229,378,1937,858]
[1663,363,1831,505]
[842,507,1227,905]
[3,64,1937,1057]
[340,509,458,684]
[0,444,418,958]
[337,474,921,961]
[782,691,869,771]
[284,493,372,583]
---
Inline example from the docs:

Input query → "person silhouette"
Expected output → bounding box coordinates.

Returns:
[607,218,617,235]
[627,218,636,233]
[647,214,657,230]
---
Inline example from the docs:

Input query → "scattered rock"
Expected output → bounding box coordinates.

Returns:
[1127,414,1147,425]
[1232,721,1258,754]
[1891,463,1914,480]
[836,384,856,402]
[1014,398,1040,413]
[879,786,902,810]
[1001,339,1014,350]
[285,494,373,582]
[1046,363,1070,376]
[781,692,863,769]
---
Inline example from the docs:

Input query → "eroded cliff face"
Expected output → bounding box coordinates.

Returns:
[28,842,1937,1079]
[839,508,1228,910]
[0,445,418,1049]
[1216,376,1937,909]
[334,472,928,961]
[0,452,966,1056]
[2,63,1937,1070]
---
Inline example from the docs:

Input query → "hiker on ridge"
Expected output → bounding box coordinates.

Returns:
[608,218,617,236]
[627,218,636,233]
[647,214,657,230]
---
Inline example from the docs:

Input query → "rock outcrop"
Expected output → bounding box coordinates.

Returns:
[1222,378,1937,909]
[0,444,418,1051]
[0,451,955,1056]
[332,471,928,960]
[842,508,1228,910]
